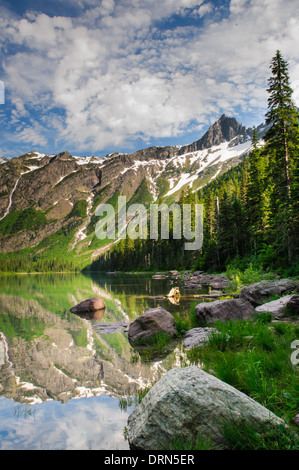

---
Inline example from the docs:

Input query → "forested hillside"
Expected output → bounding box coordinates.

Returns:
[88,51,299,276]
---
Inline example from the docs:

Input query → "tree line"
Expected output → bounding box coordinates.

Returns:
[88,51,299,275]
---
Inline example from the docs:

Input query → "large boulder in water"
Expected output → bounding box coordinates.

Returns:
[127,367,285,450]
[128,307,176,347]
[239,279,299,307]
[70,297,106,314]
[195,298,254,324]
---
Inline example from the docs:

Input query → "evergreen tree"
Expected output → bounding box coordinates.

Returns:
[246,129,268,253]
[265,50,299,262]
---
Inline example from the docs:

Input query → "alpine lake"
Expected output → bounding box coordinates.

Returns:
[0,271,219,450]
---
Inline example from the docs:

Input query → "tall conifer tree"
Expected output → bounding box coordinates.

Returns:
[265,50,299,262]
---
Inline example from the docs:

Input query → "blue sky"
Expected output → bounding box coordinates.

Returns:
[0,0,299,158]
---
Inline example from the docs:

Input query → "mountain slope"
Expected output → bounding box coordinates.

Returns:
[0,115,265,270]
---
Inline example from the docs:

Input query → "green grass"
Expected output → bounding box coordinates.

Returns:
[223,261,279,293]
[173,309,198,337]
[136,332,173,350]
[222,420,298,450]
[119,386,152,412]
[133,332,175,362]
[160,435,213,451]
[186,319,299,424]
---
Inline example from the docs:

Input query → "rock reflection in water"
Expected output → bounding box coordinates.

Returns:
[72,308,106,320]
[0,272,196,449]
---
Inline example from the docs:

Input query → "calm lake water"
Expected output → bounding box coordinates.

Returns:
[0,272,209,450]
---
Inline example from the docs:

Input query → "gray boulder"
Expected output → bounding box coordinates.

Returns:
[286,295,299,316]
[127,367,285,450]
[255,295,293,319]
[183,327,219,349]
[209,279,229,289]
[195,298,254,324]
[239,279,299,307]
[128,307,176,346]
[184,280,202,290]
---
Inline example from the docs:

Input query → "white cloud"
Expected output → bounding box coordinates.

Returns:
[198,2,213,17]
[1,0,299,154]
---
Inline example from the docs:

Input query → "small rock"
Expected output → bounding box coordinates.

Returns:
[148,295,166,300]
[70,297,106,314]
[209,280,229,289]
[294,414,299,426]
[183,327,219,349]
[152,274,167,279]
[184,280,202,290]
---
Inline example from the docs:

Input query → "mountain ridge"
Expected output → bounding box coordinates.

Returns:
[0,114,266,268]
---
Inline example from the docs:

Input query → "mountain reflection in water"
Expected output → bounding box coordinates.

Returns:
[0,272,200,450]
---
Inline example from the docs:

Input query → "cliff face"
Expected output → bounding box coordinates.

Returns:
[178,114,248,154]
[0,115,259,263]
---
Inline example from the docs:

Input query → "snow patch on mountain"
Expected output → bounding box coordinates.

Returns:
[73,155,103,165]
[164,136,252,197]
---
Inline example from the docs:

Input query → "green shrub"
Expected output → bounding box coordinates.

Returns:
[0,208,47,234]
[68,200,88,219]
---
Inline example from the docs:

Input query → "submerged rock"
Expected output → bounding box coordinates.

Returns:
[239,279,299,307]
[184,280,202,290]
[209,280,229,289]
[195,298,254,324]
[93,322,129,334]
[168,270,179,276]
[128,307,176,347]
[127,367,285,450]
[70,297,106,314]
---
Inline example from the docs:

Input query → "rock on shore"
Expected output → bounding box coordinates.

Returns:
[195,298,254,324]
[127,367,285,450]
[183,327,219,349]
[239,279,299,307]
[255,295,294,319]
[128,307,176,347]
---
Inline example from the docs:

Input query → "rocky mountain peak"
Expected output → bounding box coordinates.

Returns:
[178,114,248,155]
